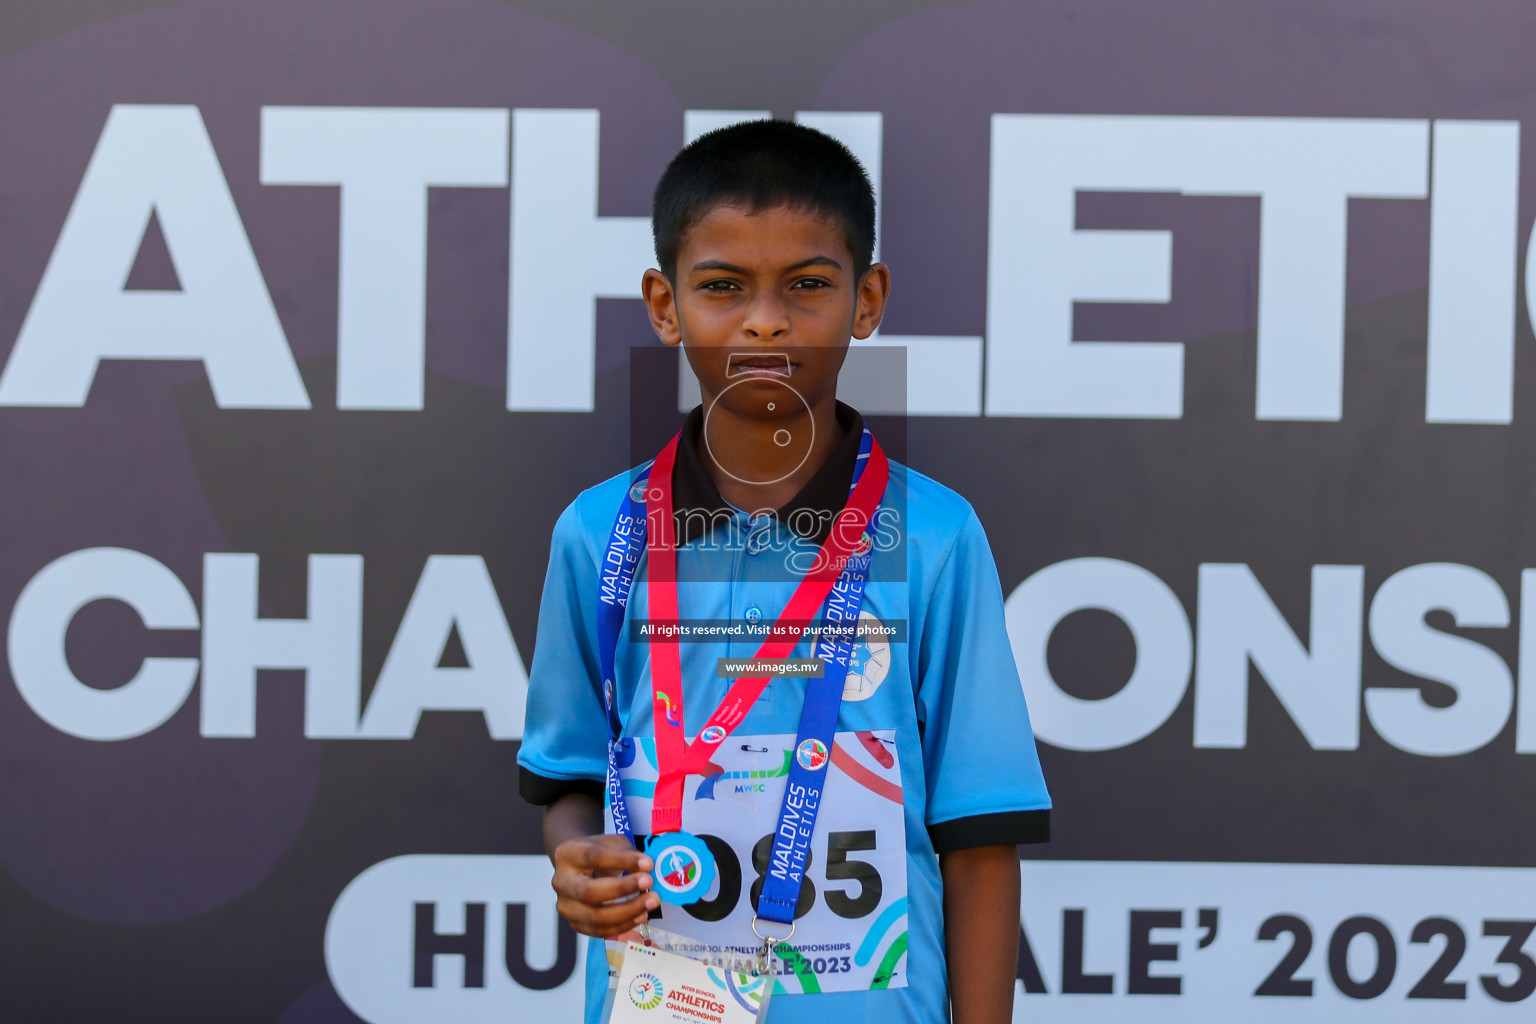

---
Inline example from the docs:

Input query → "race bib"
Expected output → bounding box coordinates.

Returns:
[607,730,909,996]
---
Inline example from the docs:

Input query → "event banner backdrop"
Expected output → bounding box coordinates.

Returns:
[3,0,1536,1020]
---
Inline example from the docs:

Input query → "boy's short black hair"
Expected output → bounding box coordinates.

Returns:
[652,119,876,281]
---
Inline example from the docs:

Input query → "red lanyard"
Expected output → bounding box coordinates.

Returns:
[643,429,890,835]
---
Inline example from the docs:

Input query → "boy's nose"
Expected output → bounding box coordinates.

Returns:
[741,295,790,339]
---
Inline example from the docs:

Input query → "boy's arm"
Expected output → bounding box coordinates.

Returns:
[914,505,1050,1020]
[543,792,660,938]
[941,844,1020,1024]
[520,497,659,937]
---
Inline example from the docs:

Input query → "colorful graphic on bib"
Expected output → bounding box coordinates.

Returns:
[614,739,654,801]
[695,748,793,801]
[655,691,682,727]
[796,738,829,771]
[621,778,656,800]
[617,739,728,804]
[856,896,910,990]
[831,739,902,804]
[699,725,726,745]
[644,832,718,905]
[870,932,908,989]
[841,611,891,703]
[856,731,894,768]
[712,967,770,1014]
[628,972,665,1010]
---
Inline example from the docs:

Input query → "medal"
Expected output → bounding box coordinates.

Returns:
[644,831,718,906]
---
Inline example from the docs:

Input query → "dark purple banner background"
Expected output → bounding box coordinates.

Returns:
[2,0,1535,1020]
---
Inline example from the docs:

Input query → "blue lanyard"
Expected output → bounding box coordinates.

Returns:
[595,470,652,843]
[594,425,882,927]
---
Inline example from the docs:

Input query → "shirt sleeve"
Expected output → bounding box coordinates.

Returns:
[517,497,611,806]
[916,506,1052,852]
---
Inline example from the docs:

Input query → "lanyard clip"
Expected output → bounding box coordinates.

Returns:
[749,915,795,976]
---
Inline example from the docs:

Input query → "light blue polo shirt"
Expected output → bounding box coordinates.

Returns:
[518,402,1050,1024]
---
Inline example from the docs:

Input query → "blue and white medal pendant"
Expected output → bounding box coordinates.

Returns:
[645,831,717,906]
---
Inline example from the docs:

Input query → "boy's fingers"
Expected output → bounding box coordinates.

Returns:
[557,892,660,933]
[593,834,654,872]
[563,840,652,874]
[594,833,640,849]
[567,871,653,906]
[552,864,648,902]
[573,915,650,940]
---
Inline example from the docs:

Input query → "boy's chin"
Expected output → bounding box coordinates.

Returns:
[707,387,812,423]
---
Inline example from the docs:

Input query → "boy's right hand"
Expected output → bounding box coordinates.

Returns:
[551,833,660,938]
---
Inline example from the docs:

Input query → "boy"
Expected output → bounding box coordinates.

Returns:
[518,120,1050,1023]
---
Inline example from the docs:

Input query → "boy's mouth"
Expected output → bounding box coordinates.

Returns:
[726,352,794,378]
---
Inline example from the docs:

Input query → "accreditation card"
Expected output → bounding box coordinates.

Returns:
[609,941,772,1024]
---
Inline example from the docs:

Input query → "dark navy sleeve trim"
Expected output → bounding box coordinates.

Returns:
[928,809,1050,852]
[519,766,605,806]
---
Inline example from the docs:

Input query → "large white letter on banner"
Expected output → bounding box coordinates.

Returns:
[261,107,510,410]
[359,556,527,739]
[1519,570,1536,754]
[507,109,652,412]
[1427,120,1519,424]
[1193,563,1364,749]
[8,548,200,741]
[1366,563,1512,756]
[200,553,365,738]
[987,116,1181,418]
[1005,558,1192,750]
[986,115,1428,420]
[0,105,308,408]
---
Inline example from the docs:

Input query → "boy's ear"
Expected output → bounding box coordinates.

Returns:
[642,268,683,347]
[852,262,891,340]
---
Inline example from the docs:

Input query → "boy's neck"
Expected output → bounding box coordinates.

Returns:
[694,392,846,514]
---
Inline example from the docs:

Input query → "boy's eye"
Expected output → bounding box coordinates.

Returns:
[700,279,739,292]
[791,277,831,290]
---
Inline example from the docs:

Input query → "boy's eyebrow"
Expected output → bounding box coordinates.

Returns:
[689,255,846,275]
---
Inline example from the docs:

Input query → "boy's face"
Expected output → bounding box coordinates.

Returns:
[641,203,890,425]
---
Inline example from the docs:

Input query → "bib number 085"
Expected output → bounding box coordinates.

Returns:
[634,830,883,923]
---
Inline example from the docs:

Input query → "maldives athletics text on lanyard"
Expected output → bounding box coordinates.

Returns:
[594,421,889,946]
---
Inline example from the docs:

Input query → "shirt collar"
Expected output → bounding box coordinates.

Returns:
[670,399,865,548]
